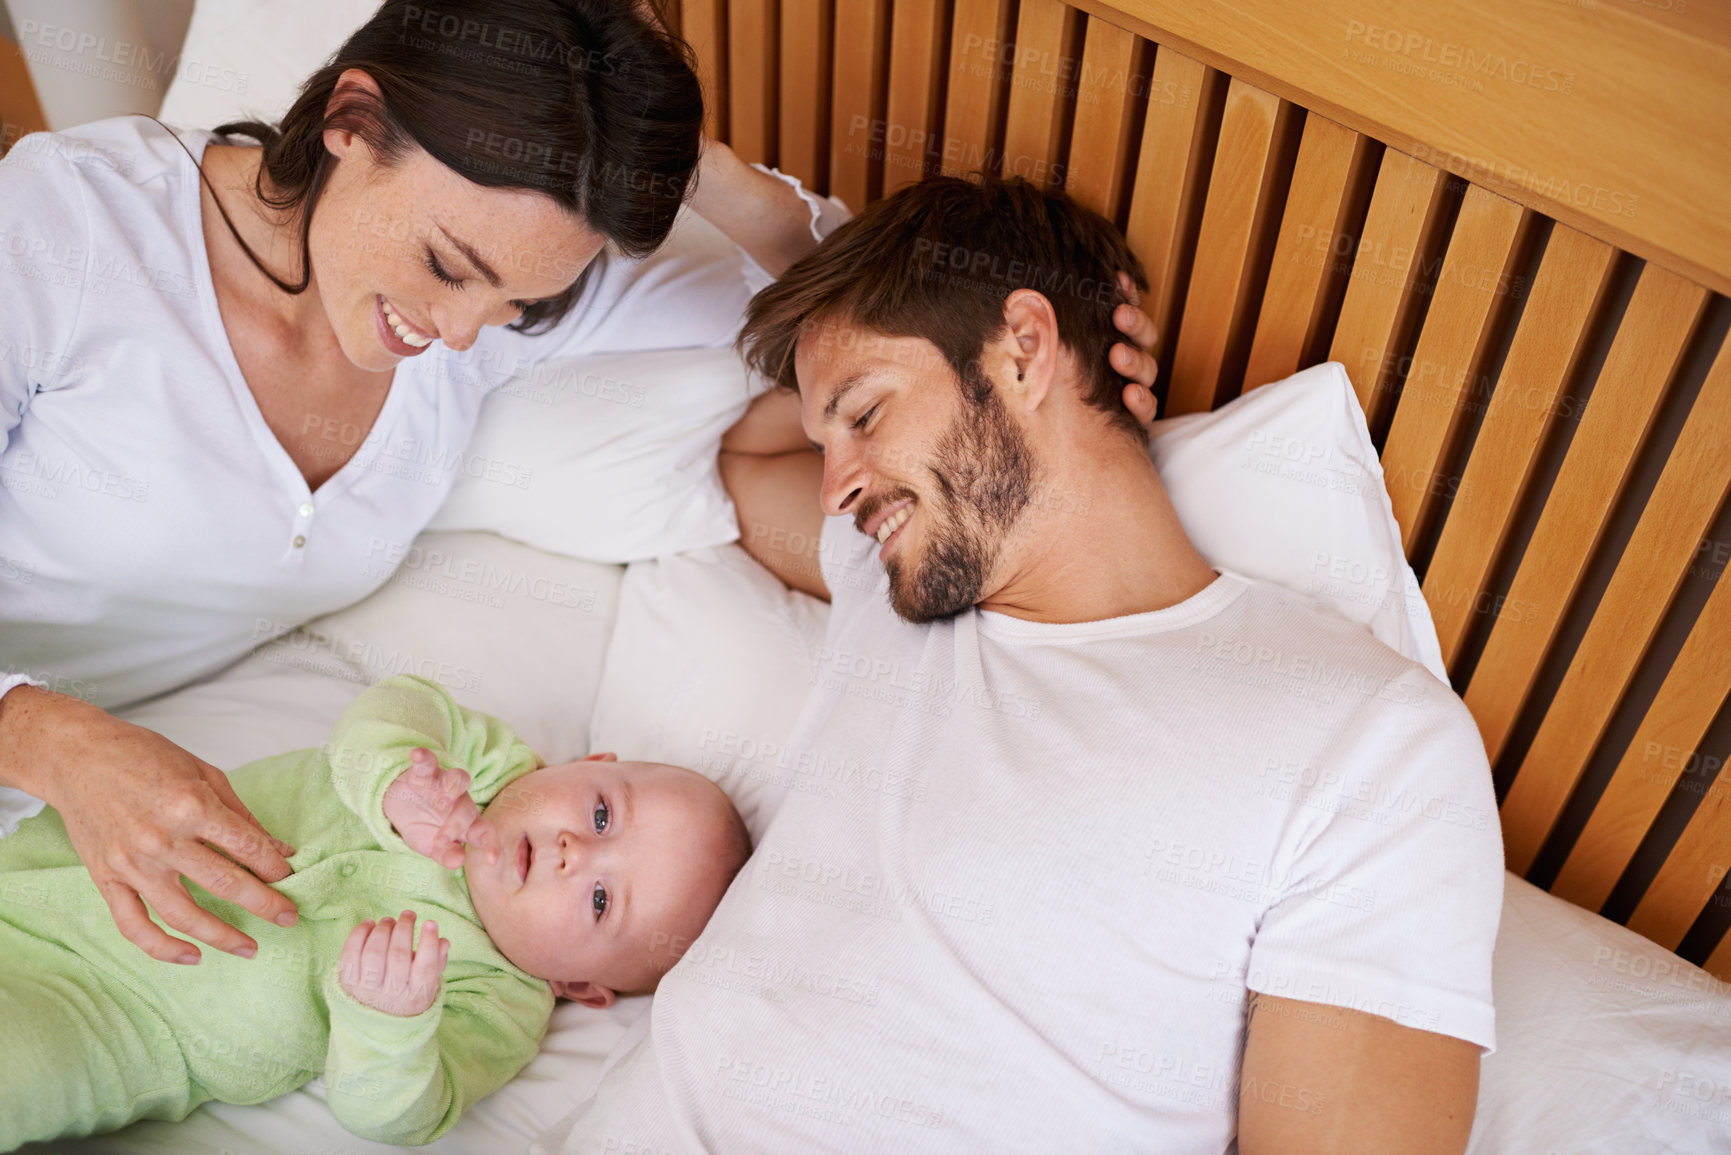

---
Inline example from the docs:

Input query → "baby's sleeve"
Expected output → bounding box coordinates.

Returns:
[325,675,542,854]
[320,958,553,1145]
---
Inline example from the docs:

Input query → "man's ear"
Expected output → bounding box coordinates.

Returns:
[999,288,1060,414]
[550,979,617,1007]
[580,752,619,763]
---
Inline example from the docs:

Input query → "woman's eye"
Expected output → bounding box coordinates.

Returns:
[425,250,464,288]
[593,799,610,834]
[591,882,609,920]
[852,405,878,432]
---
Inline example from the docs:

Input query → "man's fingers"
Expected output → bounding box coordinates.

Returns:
[1122,380,1160,429]
[1116,269,1142,308]
[100,880,200,965]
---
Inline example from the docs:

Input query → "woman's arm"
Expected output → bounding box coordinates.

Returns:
[686,138,829,278]
[0,685,299,963]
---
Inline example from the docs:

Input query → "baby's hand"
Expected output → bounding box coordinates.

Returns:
[382,748,499,868]
[338,911,448,1017]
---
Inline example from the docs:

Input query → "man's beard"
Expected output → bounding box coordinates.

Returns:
[884,386,1036,623]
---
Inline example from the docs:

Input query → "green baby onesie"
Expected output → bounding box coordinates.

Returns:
[0,674,555,1149]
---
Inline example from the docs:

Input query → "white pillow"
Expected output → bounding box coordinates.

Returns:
[157,0,381,130]
[589,544,828,839]
[122,531,623,768]
[426,347,756,564]
[1152,361,1449,682]
[1465,874,1731,1155]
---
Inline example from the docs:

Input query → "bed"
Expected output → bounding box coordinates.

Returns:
[6,0,1731,1151]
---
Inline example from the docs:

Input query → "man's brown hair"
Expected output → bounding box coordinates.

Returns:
[738,175,1150,437]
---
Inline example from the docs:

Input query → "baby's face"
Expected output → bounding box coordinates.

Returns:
[463,754,741,1003]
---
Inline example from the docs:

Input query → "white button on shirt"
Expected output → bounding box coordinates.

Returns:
[0,117,828,713]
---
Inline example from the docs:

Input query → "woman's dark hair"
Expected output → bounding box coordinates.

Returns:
[214,0,703,332]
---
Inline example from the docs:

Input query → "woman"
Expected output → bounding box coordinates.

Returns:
[0,0,1161,971]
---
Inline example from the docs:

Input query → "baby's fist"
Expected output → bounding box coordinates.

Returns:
[338,911,448,1017]
[383,748,494,868]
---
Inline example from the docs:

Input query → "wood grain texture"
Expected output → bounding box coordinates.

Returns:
[728,0,778,166]
[1508,339,1731,878]
[1122,46,1215,376]
[1324,147,1448,428]
[1379,186,1528,551]
[1422,226,1615,670]
[1167,79,1291,415]
[1463,266,1707,765]
[1626,590,1731,950]
[882,0,948,191]
[1553,568,1731,913]
[941,0,1014,178]
[1242,115,1369,391]
[1000,0,1084,187]
[829,0,889,211]
[1059,0,1731,298]
[1064,17,1144,221]
[679,0,728,142]
[779,0,834,192]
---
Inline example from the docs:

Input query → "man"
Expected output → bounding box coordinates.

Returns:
[554,176,1502,1154]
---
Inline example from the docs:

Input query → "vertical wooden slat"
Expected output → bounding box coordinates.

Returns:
[1000,0,1082,188]
[1554,573,1731,911]
[1422,227,1617,668]
[778,0,833,193]
[941,0,1013,178]
[882,0,947,192]
[1501,340,1731,875]
[1064,18,1142,221]
[728,0,777,166]
[1463,266,1708,765]
[1379,187,1529,550]
[1166,79,1292,416]
[1122,46,1215,377]
[1708,930,1731,983]
[1326,149,1450,425]
[1242,116,1370,391]
[1627,621,1731,951]
[680,0,728,143]
[829,0,889,211]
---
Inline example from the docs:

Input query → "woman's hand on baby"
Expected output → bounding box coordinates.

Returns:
[0,686,297,966]
[382,747,500,869]
[339,911,448,1017]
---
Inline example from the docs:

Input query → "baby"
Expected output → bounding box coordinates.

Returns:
[0,674,749,1149]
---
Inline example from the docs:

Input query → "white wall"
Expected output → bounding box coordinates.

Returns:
[4,0,195,128]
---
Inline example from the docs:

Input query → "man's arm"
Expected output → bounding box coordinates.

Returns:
[719,444,829,601]
[1237,993,1480,1155]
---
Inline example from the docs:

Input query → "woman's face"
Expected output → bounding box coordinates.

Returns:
[308,107,605,371]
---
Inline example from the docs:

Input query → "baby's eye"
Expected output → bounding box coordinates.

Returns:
[591,882,609,920]
[593,799,610,834]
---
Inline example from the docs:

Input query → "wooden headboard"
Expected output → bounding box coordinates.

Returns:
[669,0,1731,978]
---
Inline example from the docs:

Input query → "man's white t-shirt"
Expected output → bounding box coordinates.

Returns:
[548,514,1504,1154]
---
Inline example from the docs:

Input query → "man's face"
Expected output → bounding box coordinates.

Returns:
[463,757,737,999]
[795,320,1037,622]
